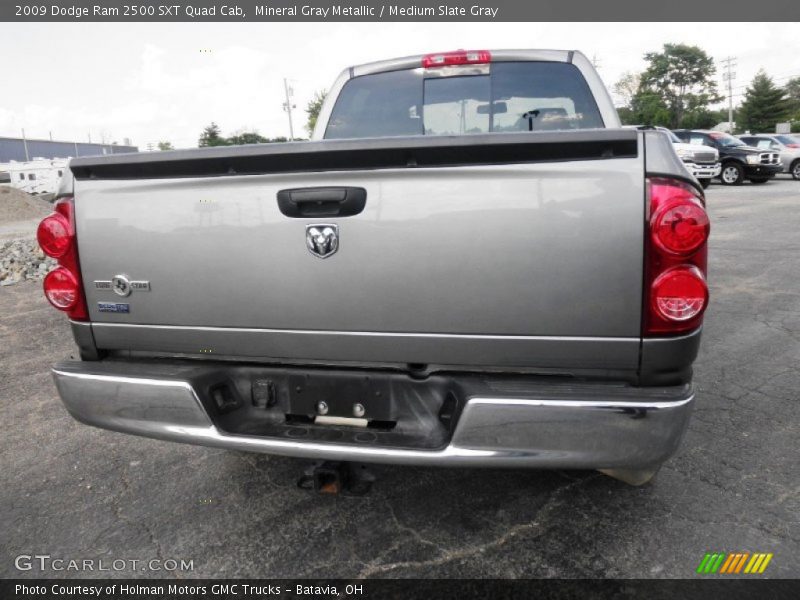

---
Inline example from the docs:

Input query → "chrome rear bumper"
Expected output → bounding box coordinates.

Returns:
[52,360,694,469]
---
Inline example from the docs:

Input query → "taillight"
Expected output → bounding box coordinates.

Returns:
[37,197,88,320]
[37,213,72,258]
[644,178,709,335]
[422,50,491,68]
[651,197,709,256]
[651,266,708,322]
[43,268,80,310]
[786,143,799,148]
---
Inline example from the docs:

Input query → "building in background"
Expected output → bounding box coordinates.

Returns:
[0,136,139,196]
[0,136,138,163]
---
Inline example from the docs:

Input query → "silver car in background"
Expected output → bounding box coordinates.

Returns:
[738,134,800,180]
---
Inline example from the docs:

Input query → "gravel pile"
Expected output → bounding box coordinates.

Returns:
[0,238,57,286]
[0,185,52,223]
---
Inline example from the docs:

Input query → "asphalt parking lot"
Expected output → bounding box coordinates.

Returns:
[1,177,798,579]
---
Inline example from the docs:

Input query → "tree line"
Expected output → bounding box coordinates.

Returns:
[615,43,800,133]
[195,90,328,148]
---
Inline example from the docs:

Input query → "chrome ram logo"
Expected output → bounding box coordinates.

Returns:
[305,224,339,259]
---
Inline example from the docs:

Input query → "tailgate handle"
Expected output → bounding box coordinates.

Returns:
[277,187,367,218]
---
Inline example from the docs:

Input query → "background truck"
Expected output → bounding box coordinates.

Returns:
[40,49,710,486]
[738,133,800,180]
[654,126,720,188]
[673,129,782,185]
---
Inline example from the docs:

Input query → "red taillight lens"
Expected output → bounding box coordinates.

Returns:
[651,266,708,322]
[37,213,72,258]
[651,197,709,256]
[36,196,88,321]
[644,178,709,335]
[44,267,80,310]
[422,50,491,68]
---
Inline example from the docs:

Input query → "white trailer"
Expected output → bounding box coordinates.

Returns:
[6,158,69,195]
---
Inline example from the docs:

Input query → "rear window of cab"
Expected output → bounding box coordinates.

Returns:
[324,62,604,139]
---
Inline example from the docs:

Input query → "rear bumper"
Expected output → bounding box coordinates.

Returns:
[52,360,694,470]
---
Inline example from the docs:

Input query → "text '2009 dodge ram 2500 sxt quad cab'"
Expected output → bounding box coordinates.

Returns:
[41,50,709,486]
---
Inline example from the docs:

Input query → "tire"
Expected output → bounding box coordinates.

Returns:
[791,160,800,181]
[720,162,744,185]
[700,179,711,189]
[749,178,769,184]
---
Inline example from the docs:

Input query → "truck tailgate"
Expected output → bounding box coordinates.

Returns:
[71,132,645,370]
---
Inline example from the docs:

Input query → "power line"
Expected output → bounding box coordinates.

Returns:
[728,72,800,92]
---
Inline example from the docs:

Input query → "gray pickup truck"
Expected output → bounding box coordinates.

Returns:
[39,50,709,486]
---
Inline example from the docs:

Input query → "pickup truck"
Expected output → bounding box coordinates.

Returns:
[41,50,709,486]
[654,127,720,188]
[738,133,800,180]
[673,129,782,185]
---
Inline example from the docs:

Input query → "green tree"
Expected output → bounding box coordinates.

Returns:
[227,132,290,145]
[616,106,636,126]
[785,77,800,120]
[198,122,229,147]
[738,71,791,133]
[157,141,174,151]
[680,109,720,130]
[638,44,721,128]
[629,90,671,126]
[227,131,268,145]
[305,90,327,136]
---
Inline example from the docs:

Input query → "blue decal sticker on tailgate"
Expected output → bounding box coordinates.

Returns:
[98,302,130,313]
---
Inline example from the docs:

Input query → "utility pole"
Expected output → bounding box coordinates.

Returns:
[283,78,296,141]
[721,56,737,133]
[591,54,601,70]
[21,128,30,161]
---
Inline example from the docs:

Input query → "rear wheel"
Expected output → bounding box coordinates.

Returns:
[791,160,800,180]
[720,163,744,185]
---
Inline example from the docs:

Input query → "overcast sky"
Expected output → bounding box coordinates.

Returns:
[1,22,798,149]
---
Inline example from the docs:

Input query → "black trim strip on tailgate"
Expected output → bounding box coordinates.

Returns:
[69,130,639,180]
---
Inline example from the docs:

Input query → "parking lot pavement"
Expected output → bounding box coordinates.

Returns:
[1,177,798,579]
